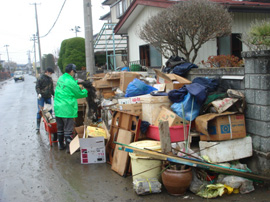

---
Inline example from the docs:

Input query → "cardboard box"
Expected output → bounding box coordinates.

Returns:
[75,125,85,138]
[154,106,183,126]
[115,103,142,114]
[195,112,246,141]
[119,72,141,92]
[93,79,120,89]
[104,72,121,80]
[140,95,172,124]
[199,136,252,163]
[154,69,191,92]
[70,135,106,164]
[92,73,106,80]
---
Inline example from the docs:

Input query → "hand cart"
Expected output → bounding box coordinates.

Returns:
[39,106,58,146]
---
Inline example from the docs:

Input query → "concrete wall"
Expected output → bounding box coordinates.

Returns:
[187,67,245,90]
[241,50,270,176]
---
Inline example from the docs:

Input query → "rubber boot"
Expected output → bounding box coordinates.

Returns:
[52,133,58,141]
[58,133,66,150]
[36,118,41,134]
[65,135,73,154]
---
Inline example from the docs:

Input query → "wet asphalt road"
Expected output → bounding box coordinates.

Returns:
[0,75,269,202]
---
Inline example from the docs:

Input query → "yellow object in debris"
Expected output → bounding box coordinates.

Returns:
[197,183,239,199]
[86,126,107,139]
[224,184,234,194]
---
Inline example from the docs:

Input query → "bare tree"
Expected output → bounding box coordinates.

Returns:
[139,0,232,63]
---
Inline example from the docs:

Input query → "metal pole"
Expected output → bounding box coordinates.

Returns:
[4,45,10,72]
[83,0,95,78]
[32,3,43,73]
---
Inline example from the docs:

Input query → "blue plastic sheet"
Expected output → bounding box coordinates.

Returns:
[125,78,157,97]
[171,93,201,121]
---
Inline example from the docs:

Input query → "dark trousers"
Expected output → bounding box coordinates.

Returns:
[55,117,74,136]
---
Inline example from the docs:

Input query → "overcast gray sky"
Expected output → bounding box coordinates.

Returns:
[0,0,109,64]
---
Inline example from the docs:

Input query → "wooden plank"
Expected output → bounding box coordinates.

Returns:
[158,121,172,154]
[111,129,133,176]
[107,111,141,164]
[118,143,270,182]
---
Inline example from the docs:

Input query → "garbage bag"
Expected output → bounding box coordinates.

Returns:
[171,93,201,121]
[217,175,254,194]
[125,78,157,97]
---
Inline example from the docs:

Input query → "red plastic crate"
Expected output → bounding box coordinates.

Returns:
[146,124,190,143]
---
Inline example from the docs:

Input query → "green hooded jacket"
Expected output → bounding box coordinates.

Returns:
[54,73,88,118]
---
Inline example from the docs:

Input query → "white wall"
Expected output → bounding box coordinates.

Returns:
[127,7,270,66]
[232,12,270,52]
[128,6,165,64]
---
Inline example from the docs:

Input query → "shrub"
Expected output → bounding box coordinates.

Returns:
[201,55,243,68]
[241,19,270,51]
[139,0,232,63]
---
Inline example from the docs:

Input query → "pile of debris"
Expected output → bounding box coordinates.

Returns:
[68,69,269,198]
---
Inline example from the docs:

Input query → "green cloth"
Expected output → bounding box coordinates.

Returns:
[204,93,227,106]
[54,73,88,118]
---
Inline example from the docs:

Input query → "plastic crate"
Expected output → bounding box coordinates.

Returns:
[146,124,190,143]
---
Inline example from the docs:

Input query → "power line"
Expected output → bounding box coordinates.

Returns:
[40,0,67,38]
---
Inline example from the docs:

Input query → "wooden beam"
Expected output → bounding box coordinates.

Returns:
[118,143,270,182]
[158,121,172,154]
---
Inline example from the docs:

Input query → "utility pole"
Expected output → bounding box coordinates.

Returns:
[71,26,81,37]
[4,45,10,72]
[31,3,43,73]
[31,34,38,78]
[27,50,31,73]
[83,0,95,78]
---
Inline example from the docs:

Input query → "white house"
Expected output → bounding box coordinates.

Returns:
[101,0,270,68]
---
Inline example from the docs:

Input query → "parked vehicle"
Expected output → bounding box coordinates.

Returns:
[14,71,24,82]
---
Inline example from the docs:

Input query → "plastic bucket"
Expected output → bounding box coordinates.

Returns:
[129,140,162,181]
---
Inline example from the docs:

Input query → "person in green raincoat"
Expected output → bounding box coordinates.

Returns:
[54,64,88,153]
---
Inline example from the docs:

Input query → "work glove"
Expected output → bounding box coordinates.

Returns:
[77,79,84,84]
[38,94,42,99]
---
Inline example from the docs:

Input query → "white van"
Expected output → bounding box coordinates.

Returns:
[14,71,24,82]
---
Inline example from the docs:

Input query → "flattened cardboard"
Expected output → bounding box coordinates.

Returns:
[154,69,191,92]
[195,112,246,141]
[154,106,183,127]
[111,129,134,176]
[119,72,141,92]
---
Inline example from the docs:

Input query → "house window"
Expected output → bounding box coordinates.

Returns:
[139,44,162,67]
[116,0,128,18]
[123,0,127,12]
[217,33,242,59]
[116,1,123,18]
